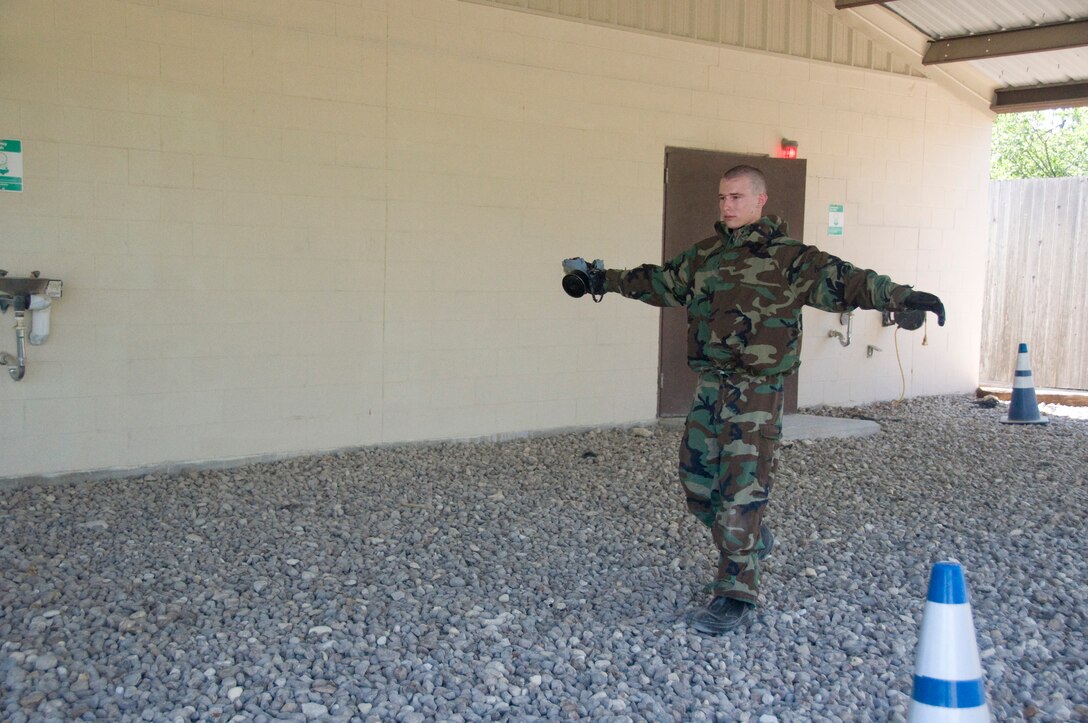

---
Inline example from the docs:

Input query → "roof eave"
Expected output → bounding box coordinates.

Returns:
[821,0,997,116]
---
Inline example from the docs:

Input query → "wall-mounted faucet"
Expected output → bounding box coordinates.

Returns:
[0,270,63,381]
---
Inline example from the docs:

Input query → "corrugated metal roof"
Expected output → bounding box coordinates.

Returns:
[969,47,1088,87]
[869,0,1088,108]
[889,0,1088,38]
[463,0,1088,110]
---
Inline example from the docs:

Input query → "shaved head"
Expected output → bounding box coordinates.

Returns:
[718,165,768,229]
[722,165,767,195]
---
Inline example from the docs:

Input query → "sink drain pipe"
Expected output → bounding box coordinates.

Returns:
[1,295,28,381]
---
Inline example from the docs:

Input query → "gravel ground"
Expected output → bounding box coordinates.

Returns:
[2,394,1087,722]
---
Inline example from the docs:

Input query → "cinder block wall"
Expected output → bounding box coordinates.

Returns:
[0,0,991,479]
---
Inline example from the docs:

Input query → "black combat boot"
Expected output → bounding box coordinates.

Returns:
[687,596,754,635]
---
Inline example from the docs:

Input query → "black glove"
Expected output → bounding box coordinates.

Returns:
[903,291,945,326]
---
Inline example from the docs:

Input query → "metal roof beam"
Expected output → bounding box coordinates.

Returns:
[992,80,1088,113]
[924,20,1088,65]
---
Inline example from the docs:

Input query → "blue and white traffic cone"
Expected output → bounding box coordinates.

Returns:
[908,561,990,722]
[1001,342,1047,425]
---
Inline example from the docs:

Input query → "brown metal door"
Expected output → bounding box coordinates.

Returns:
[658,148,808,417]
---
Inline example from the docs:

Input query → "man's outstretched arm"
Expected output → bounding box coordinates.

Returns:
[799,249,946,326]
[602,248,696,308]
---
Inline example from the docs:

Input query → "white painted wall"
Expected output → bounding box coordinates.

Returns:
[0,0,991,479]
[795,67,991,406]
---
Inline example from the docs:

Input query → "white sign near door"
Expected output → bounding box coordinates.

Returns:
[828,203,844,236]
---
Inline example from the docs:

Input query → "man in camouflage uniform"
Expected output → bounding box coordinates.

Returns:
[568,165,945,634]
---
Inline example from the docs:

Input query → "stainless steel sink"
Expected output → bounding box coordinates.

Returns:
[0,272,64,381]
[0,276,63,298]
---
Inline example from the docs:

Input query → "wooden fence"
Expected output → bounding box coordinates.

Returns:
[981,176,1088,389]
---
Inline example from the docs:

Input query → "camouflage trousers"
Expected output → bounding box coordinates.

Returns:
[679,370,785,605]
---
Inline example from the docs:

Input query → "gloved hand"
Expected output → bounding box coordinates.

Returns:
[903,290,945,326]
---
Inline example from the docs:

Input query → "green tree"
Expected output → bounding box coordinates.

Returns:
[990,107,1088,179]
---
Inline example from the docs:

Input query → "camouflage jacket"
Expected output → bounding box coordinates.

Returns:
[604,215,912,377]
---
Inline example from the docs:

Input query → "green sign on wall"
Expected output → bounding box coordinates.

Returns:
[828,203,843,236]
[0,139,24,192]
